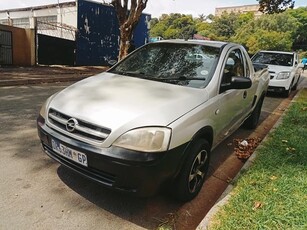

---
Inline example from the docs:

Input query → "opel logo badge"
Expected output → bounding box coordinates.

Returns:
[66,118,78,132]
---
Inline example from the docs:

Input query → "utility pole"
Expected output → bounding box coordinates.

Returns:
[58,0,63,38]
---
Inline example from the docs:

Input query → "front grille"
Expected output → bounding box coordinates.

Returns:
[48,108,111,143]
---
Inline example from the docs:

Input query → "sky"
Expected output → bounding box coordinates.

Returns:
[0,0,306,18]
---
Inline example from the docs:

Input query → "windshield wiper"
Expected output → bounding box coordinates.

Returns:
[110,70,145,77]
[159,76,207,81]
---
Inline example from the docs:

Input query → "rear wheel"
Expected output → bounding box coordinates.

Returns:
[244,96,264,129]
[173,139,210,202]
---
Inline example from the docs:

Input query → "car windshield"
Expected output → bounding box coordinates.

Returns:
[252,52,294,67]
[108,42,221,88]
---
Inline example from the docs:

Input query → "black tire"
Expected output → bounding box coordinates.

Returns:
[292,75,300,91]
[173,139,210,202]
[244,96,264,129]
[283,87,291,97]
[283,80,294,97]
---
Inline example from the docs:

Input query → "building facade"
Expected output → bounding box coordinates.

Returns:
[0,0,150,66]
[215,4,263,18]
[0,2,77,41]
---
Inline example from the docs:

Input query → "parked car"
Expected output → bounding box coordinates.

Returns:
[37,40,269,201]
[251,50,304,97]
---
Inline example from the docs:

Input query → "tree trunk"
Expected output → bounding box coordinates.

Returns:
[118,25,133,60]
[111,0,148,61]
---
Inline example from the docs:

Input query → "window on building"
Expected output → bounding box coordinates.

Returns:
[0,19,9,25]
[12,18,30,28]
[36,15,57,30]
[36,15,57,23]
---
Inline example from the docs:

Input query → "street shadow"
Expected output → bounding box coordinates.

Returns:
[57,165,182,229]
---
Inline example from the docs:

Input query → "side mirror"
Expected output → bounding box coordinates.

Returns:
[231,76,252,89]
[220,76,252,93]
[298,63,304,68]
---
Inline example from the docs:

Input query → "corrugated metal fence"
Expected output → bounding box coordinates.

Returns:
[0,30,13,65]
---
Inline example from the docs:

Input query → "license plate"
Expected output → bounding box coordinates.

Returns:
[51,139,88,167]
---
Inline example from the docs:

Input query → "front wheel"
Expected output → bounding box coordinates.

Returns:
[283,87,291,97]
[292,75,300,90]
[173,139,210,202]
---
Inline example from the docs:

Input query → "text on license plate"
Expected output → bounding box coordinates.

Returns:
[51,139,88,167]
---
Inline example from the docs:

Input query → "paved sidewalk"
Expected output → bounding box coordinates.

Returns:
[0,65,107,87]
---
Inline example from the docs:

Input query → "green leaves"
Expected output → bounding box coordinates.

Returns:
[257,0,295,14]
[150,14,195,39]
[149,7,307,53]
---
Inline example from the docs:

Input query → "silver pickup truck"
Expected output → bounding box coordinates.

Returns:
[37,40,269,201]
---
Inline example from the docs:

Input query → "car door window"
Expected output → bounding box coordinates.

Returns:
[221,49,245,89]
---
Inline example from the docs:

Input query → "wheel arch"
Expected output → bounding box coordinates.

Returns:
[190,126,214,149]
[172,126,213,179]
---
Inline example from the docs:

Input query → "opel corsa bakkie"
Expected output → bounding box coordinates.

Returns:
[37,40,269,201]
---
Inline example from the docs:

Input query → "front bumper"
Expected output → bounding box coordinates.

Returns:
[268,78,292,92]
[37,118,188,197]
[267,86,286,93]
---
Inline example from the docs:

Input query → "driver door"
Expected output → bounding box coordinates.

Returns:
[215,48,254,143]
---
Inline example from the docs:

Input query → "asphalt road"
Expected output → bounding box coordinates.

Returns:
[0,78,304,230]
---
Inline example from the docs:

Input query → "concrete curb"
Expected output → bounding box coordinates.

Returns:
[196,85,306,230]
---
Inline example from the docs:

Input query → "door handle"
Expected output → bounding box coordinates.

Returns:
[243,91,247,99]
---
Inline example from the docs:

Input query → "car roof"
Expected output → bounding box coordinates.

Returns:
[257,50,296,55]
[155,39,230,48]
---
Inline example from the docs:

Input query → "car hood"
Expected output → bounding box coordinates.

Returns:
[266,65,293,73]
[48,72,208,134]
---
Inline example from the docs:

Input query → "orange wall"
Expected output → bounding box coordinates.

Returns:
[0,24,35,66]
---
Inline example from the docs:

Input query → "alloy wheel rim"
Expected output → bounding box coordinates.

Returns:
[188,149,208,193]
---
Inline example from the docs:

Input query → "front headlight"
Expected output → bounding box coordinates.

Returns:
[113,127,171,152]
[276,72,290,79]
[39,100,48,118]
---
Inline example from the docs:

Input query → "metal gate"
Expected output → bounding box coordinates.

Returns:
[36,21,76,65]
[0,30,13,65]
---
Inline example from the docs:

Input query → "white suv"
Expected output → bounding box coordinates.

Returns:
[252,50,303,97]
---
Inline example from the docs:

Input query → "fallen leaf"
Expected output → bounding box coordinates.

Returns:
[253,201,263,210]
[233,137,262,160]
[270,176,277,180]
[286,147,296,153]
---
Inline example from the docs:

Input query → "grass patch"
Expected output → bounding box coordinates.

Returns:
[208,89,307,230]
